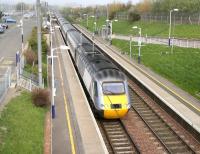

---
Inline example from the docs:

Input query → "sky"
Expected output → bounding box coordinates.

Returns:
[1,0,141,7]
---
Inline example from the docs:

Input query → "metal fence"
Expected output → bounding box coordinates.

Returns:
[115,13,200,25]
[0,67,11,103]
[141,14,200,25]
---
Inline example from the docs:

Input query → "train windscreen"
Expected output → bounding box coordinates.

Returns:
[102,82,125,95]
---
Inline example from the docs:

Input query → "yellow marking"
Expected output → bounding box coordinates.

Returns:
[103,95,129,119]
[57,52,76,154]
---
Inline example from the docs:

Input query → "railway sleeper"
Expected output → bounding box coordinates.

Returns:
[137,110,153,114]
[142,115,158,120]
[107,131,124,135]
[165,140,184,145]
[106,128,121,131]
[116,151,136,154]
[104,124,120,128]
[114,146,134,151]
[109,134,126,139]
[112,142,132,147]
[169,145,192,153]
[157,131,174,136]
[161,136,179,141]
[146,119,162,123]
[111,138,129,142]
[150,122,165,127]
[153,126,170,131]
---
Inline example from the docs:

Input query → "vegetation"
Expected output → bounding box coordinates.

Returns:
[25,27,48,86]
[112,39,200,99]
[0,92,47,153]
[32,88,50,107]
[150,0,200,14]
[80,16,200,39]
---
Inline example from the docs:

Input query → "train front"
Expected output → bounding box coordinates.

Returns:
[95,71,131,119]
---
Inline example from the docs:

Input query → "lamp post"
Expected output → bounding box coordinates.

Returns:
[83,14,88,29]
[49,45,69,119]
[168,8,179,46]
[49,14,70,119]
[92,22,96,52]
[106,19,118,45]
[37,0,43,87]
[132,26,142,64]
[90,15,96,33]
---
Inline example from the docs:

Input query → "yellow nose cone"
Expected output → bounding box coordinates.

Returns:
[104,109,128,119]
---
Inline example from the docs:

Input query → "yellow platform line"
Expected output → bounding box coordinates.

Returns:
[57,52,76,154]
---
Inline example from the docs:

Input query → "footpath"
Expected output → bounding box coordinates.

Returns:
[113,34,200,48]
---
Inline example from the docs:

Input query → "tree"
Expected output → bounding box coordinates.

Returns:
[135,0,152,13]
[15,2,28,11]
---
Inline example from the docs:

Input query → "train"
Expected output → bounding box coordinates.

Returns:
[56,14,131,119]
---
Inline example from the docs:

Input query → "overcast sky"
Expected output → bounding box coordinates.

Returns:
[2,0,141,6]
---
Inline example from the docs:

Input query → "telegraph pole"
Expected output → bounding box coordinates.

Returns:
[37,0,42,87]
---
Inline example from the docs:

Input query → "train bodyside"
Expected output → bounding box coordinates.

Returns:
[58,17,131,119]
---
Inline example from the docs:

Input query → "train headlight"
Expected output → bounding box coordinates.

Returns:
[99,104,104,110]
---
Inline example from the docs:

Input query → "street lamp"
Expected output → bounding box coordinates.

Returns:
[49,13,70,119]
[83,14,88,29]
[92,22,96,52]
[106,19,118,45]
[168,8,179,46]
[132,26,142,64]
[49,45,69,119]
[90,15,97,33]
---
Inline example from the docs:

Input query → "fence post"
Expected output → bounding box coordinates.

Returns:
[29,79,32,91]
[145,34,147,43]
[4,74,7,89]
[130,36,132,59]
[8,68,11,87]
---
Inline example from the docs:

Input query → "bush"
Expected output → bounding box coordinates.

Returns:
[31,88,50,107]
[24,49,37,65]
[128,7,141,22]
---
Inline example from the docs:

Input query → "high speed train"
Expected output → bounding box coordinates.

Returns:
[56,14,131,119]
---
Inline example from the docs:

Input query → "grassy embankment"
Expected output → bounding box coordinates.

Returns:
[80,17,200,39]
[112,39,200,99]
[0,92,47,153]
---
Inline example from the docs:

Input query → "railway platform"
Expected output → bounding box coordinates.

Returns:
[74,24,200,136]
[52,24,108,154]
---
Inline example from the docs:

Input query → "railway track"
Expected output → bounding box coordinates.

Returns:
[98,120,140,154]
[128,82,196,154]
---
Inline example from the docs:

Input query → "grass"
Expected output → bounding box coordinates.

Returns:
[112,39,200,99]
[80,17,200,39]
[0,92,47,154]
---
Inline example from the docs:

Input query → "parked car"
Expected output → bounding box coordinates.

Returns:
[0,26,5,33]
[5,18,16,23]
[0,23,8,29]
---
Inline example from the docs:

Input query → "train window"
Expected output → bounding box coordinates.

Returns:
[94,81,98,97]
[102,82,125,95]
